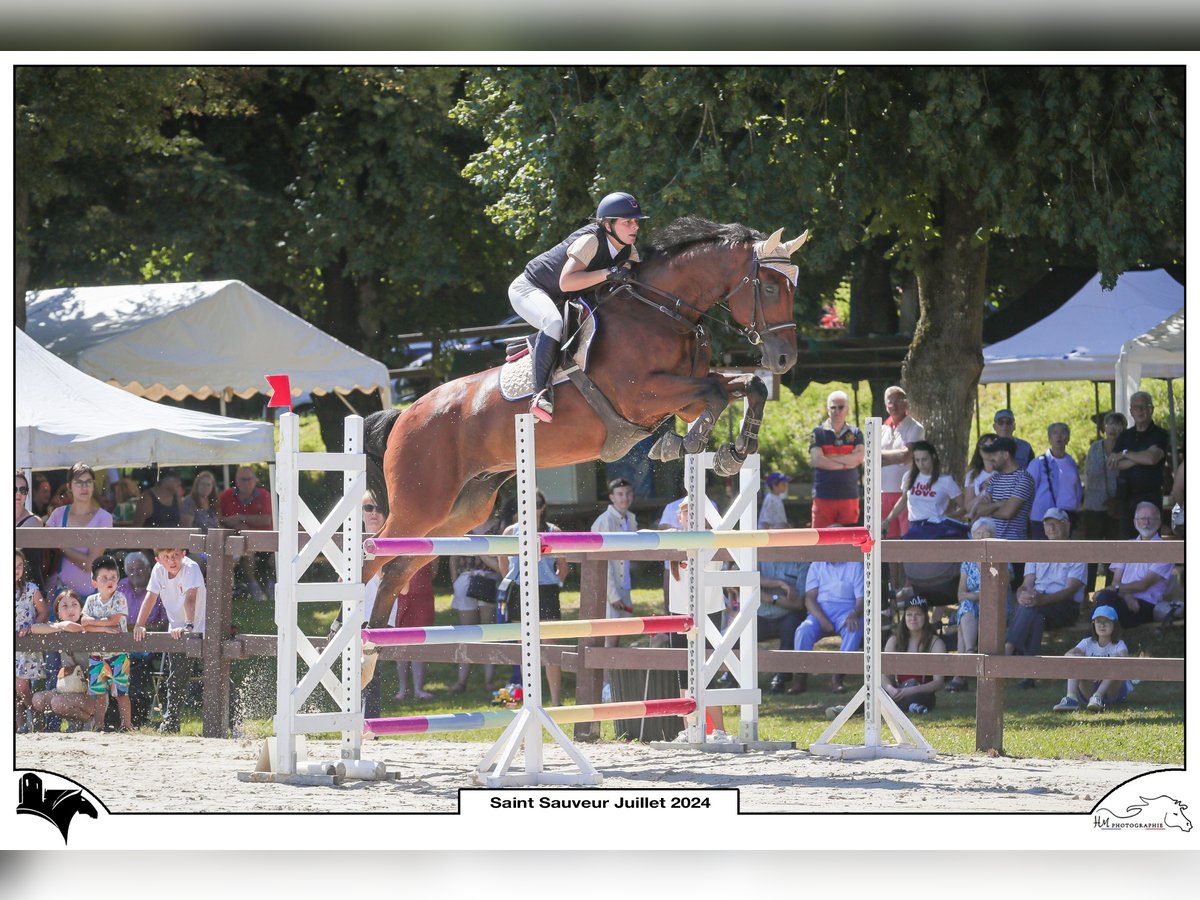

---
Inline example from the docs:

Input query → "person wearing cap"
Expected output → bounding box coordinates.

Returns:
[1004,508,1086,678]
[971,435,1035,541]
[879,386,924,539]
[508,191,649,423]
[809,390,865,528]
[1090,501,1176,629]
[758,472,792,529]
[1108,391,1170,539]
[1052,605,1133,712]
[992,409,1034,470]
[1029,422,1082,539]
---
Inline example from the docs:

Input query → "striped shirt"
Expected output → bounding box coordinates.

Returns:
[985,468,1035,540]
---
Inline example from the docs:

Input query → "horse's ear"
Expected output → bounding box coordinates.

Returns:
[761,228,784,256]
[782,229,810,257]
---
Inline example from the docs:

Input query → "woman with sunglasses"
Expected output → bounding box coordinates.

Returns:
[15,472,46,588]
[43,463,113,598]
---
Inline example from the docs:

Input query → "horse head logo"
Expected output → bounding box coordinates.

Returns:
[1095,795,1192,832]
[17,772,100,844]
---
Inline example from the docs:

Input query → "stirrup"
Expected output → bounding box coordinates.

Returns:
[530,389,554,423]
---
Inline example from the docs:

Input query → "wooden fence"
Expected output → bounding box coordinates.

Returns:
[16,527,1184,753]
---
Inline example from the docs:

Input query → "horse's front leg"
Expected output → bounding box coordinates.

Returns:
[711,373,769,476]
[646,372,731,462]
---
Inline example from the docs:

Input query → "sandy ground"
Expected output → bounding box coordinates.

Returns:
[15,732,1159,814]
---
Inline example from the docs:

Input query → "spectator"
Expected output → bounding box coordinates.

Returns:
[1169,457,1184,539]
[110,476,142,525]
[358,490,391,717]
[132,467,183,528]
[48,478,73,515]
[500,491,568,705]
[792,557,866,693]
[882,440,967,540]
[447,503,504,696]
[760,557,809,694]
[878,386,924,539]
[991,409,1034,470]
[1029,423,1083,538]
[758,472,792,529]
[387,559,439,702]
[1052,605,1133,713]
[947,517,1014,693]
[29,590,99,731]
[591,478,637,621]
[809,390,864,527]
[1109,391,1170,539]
[132,547,206,732]
[80,554,133,732]
[1005,509,1085,686]
[118,551,161,729]
[970,436,1034,541]
[15,549,48,733]
[15,471,46,588]
[31,473,54,519]
[963,433,998,520]
[180,470,220,531]
[1090,502,1176,630]
[1080,412,1126,591]
[218,466,273,603]
[44,462,114,598]
[882,595,947,715]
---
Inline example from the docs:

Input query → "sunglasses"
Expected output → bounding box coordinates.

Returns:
[362,504,380,513]
[15,486,29,495]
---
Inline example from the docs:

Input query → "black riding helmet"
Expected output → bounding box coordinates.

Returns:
[596,192,648,247]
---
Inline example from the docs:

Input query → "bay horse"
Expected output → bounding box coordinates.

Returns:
[362,216,808,624]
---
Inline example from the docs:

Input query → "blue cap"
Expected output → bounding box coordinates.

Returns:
[994,408,1015,422]
[1092,605,1118,622]
[765,472,792,487]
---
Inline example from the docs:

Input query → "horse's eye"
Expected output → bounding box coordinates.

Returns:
[763,284,778,296]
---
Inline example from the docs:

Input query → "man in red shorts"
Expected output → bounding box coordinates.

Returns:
[809,390,864,528]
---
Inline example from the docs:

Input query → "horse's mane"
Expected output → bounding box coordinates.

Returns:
[643,216,763,262]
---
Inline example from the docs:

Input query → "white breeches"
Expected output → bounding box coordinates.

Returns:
[508,274,564,341]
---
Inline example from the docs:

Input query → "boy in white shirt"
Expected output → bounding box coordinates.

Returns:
[132,547,206,732]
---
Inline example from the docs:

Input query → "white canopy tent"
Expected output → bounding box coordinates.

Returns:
[980,269,1184,386]
[15,326,276,472]
[25,279,392,409]
[1115,308,1185,415]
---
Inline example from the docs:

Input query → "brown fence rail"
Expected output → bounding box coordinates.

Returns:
[16,528,1184,751]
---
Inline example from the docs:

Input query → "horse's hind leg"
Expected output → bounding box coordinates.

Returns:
[712,373,768,476]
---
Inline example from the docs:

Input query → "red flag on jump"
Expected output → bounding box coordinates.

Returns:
[265,374,293,411]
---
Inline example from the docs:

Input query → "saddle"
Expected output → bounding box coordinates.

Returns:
[498,299,654,462]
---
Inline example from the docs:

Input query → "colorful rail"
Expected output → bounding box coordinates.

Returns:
[362,614,694,647]
[364,697,698,736]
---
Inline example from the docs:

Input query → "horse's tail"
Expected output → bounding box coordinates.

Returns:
[363,408,402,517]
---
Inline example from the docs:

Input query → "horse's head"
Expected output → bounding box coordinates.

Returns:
[1147,796,1193,832]
[728,227,808,374]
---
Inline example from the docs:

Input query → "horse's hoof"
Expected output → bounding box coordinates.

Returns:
[649,430,685,461]
[712,444,746,476]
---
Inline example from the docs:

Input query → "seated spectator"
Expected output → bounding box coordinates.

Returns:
[1052,605,1133,713]
[882,440,967,540]
[883,595,947,715]
[180,470,220,531]
[947,517,1014,693]
[759,558,810,694]
[1029,423,1083,538]
[792,557,865,693]
[219,466,273,603]
[970,436,1034,541]
[758,472,792,529]
[1005,508,1086,686]
[1091,502,1176,629]
[30,589,100,731]
[15,549,47,733]
[132,467,183,529]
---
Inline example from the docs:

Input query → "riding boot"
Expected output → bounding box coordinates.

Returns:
[529,332,561,423]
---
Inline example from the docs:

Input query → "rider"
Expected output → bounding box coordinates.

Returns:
[508,191,649,423]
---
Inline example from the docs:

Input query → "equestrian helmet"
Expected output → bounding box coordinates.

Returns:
[596,192,648,221]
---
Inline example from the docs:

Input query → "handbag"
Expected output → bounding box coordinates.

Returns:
[465,572,499,603]
[56,665,88,694]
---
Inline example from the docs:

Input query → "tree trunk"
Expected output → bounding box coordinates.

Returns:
[902,189,988,485]
[14,187,30,330]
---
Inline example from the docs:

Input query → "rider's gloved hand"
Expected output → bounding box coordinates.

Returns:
[606,266,633,283]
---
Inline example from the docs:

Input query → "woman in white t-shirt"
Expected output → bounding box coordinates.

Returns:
[963,432,998,518]
[882,441,968,540]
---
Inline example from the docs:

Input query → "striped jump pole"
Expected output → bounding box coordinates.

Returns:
[365,526,872,558]
[362,614,694,647]
[365,697,697,737]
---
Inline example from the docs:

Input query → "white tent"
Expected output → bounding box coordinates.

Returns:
[25,280,392,408]
[15,327,275,471]
[1115,308,1186,416]
[980,269,1184,384]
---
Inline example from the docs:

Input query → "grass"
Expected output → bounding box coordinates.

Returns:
[171,564,1182,765]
